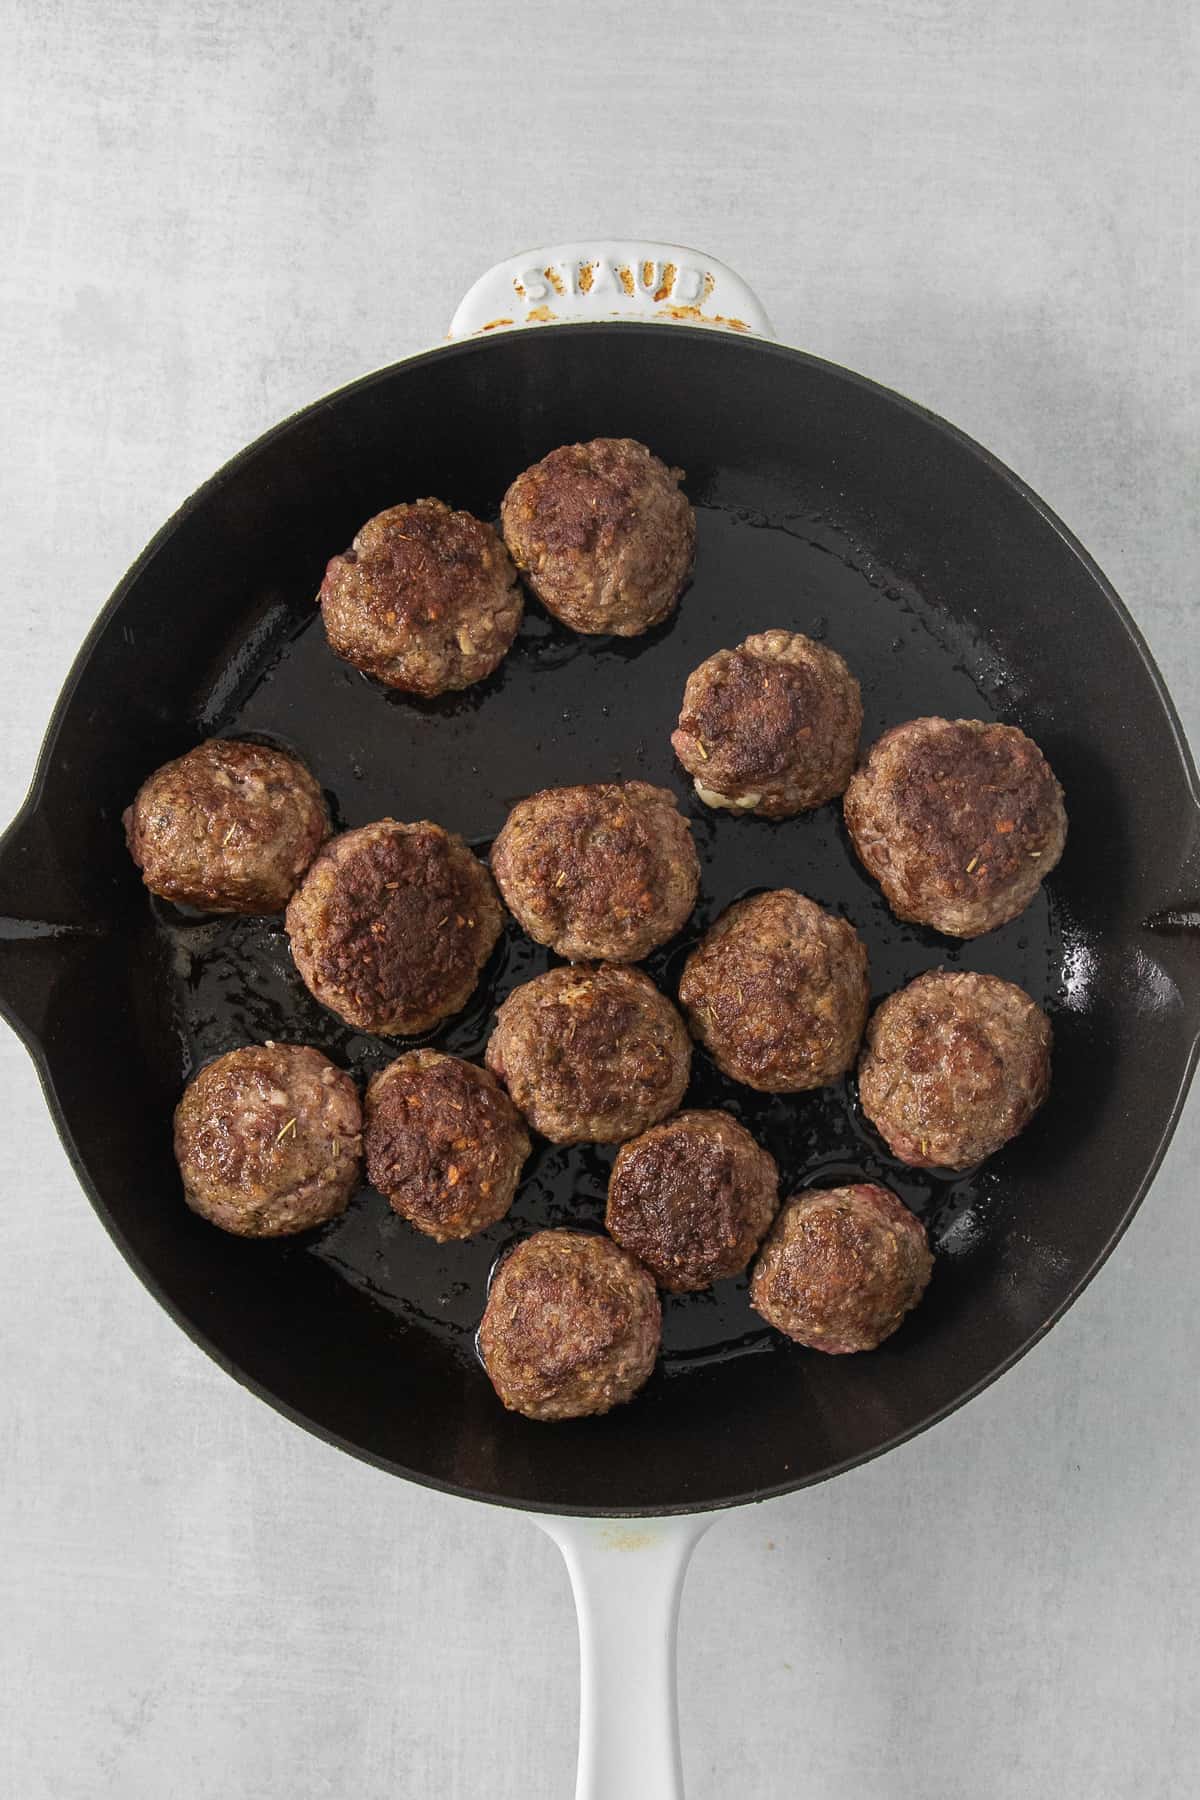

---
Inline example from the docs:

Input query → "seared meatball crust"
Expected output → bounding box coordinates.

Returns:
[364,1050,530,1241]
[606,1109,779,1292]
[485,964,691,1145]
[679,889,870,1092]
[318,498,522,696]
[844,716,1067,937]
[479,1230,661,1421]
[672,630,862,818]
[490,781,700,963]
[285,819,502,1036]
[125,738,328,914]
[500,438,695,636]
[858,969,1052,1170]
[750,1183,932,1354]
[174,1042,362,1237]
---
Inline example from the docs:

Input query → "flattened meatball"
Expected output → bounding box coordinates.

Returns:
[672,630,862,818]
[750,1184,932,1353]
[125,738,328,914]
[679,890,869,1092]
[858,969,1051,1170]
[844,717,1066,937]
[479,1230,661,1420]
[174,1042,362,1237]
[364,1050,530,1241]
[286,819,502,1036]
[501,438,694,636]
[319,498,522,695]
[491,781,699,962]
[485,964,691,1145]
[606,1110,779,1292]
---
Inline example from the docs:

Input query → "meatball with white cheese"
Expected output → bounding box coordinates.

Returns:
[672,629,862,818]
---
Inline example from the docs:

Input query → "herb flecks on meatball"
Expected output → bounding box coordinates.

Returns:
[679,889,869,1092]
[174,1042,362,1237]
[479,1230,661,1420]
[485,964,691,1145]
[491,781,699,962]
[125,738,328,914]
[501,438,694,636]
[673,630,862,818]
[844,716,1066,937]
[750,1183,932,1353]
[286,819,502,1036]
[364,1050,529,1241]
[858,969,1052,1170]
[606,1109,779,1291]
[319,498,522,696]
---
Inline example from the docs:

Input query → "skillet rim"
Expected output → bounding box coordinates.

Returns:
[2,322,1197,1517]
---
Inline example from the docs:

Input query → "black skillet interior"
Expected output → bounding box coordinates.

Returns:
[1,324,1197,1516]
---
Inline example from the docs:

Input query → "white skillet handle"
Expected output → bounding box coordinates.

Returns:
[533,1512,713,1800]
[448,241,774,339]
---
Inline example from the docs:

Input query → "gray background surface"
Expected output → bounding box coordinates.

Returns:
[2,2,1198,1795]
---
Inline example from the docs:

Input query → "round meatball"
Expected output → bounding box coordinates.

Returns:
[364,1050,530,1241]
[125,738,328,914]
[478,1230,661,1420]
[750,1183,933,1354]
[500,438,694,636]
[318,498,522,696]
[485,964,691,1145]
[606,1110,779,1292]
[174,1042,362,1237]
[844,716,1067,937]
[286,819,502,1036]
[679,889,869,1092]
[491,781,699,962]
[672,630,862,818]
[858,969,1052,1170]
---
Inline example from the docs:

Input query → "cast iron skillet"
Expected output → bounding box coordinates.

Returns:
[2,321,1198,1517]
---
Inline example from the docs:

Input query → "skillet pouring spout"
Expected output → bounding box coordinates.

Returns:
[0,799,110,1055]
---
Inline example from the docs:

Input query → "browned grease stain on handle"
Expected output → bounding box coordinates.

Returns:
[525,304,557,323]
[616,264,635,296]
[656,305,751,331]
[654,262,678,302]
[543,266,566,296]
[578,261,597,294]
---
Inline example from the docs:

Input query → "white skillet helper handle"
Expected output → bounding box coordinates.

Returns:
[448,241,775,338]
[533,1513,713,1800]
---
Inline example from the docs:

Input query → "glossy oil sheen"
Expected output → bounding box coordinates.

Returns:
[1,325,1196,1515]
[160,501,1068,1375]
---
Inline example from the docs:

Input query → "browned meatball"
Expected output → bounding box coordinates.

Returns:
[844,717,1067,937]
[318,498,522,696]
[364,1050,530,1241]
[490,781,699,962]
[606,1110,779,1292]
[285,819,502,1036]
[500,438,695,636]
[174,1042,362,1237]
[124,738,328,914]
[485,964,691,1144]
[750,1183,932,1353]
[679,890,869,1092]
[478,1230,661,1420]
[858,969,1051,1170]
[672,630,862,818]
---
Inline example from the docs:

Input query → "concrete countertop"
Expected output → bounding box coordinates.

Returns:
[3,3,1197,1794]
